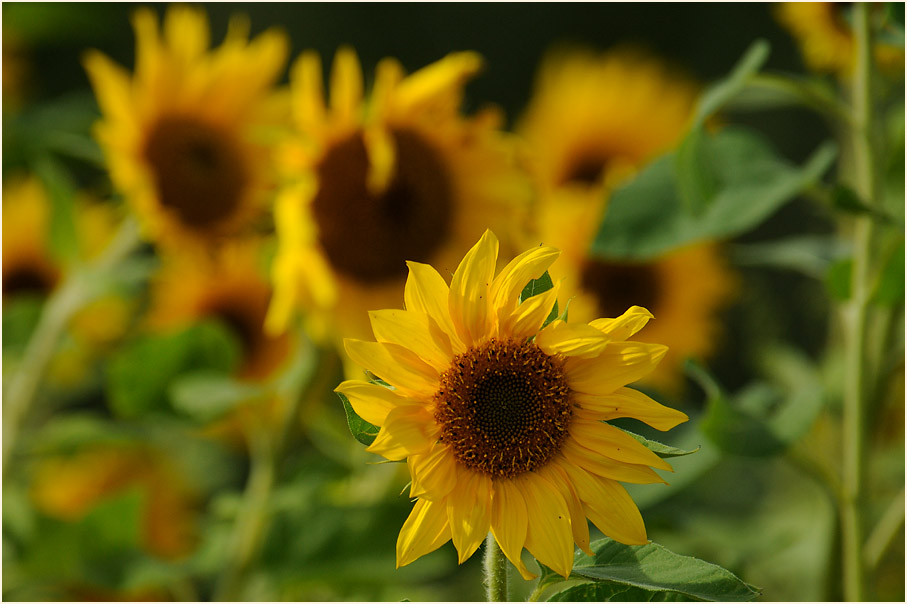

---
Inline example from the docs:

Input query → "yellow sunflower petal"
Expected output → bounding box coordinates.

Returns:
[408,443,458,501]
[574,387,689,431]
[291,51,326,132]
[561,440,666,485]
[562,463,648,546]
[447,470,492,564]
[490,244,560,323]
[363,125,396,196]
[397,498,452,568]
[538,463,593,557]
[163,5,209,65]
[330,46,363,124]
[449,229,499,345]
[335,380,416,426]
[404,260,465,354]
[504,280,561,340]
[343,339,438,397]
[82,51,134,123]
[589,305,654,341]
[395,51,483,112]
[519,472,575,579]
[571,418,673,472]
[491,479,535,581]
[369,309,451,372]
[567,341,668,395]
[535,319,611,359]
[366,405,435,460]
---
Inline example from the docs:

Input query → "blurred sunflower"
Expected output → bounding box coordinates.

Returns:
[337,231,688,579]
[30,444,198,560]
[518,49,737,393]
[775,2,904,77]
[268,47,529,361]
[2,176,133,383]
[83,5,289,250]
[147,239,291,381]
[146,240,291,446]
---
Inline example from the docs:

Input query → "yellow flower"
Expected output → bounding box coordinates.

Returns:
[83,5,289,250]
[336,230,688,579]
[518,49,736,392]
[30,444,198,560]
[775,2,905,77]
[146,239,291,380]
[566,243,738,394]
[268,47,529,357]
[2,177,61,299]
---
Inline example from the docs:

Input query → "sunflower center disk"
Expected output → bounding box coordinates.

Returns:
[143,116,249,230]
[434,338,572,478]
[581,259,660,317]
[311,128,453,283]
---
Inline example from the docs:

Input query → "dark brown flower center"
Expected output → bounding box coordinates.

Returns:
[2,262,58,298]
[311,128,453,283]
[434,337,572,478]
[580,259,660,318]
[143,116,250,231]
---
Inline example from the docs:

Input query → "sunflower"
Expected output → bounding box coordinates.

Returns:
[518,49,736,393]
[267,47,529,359]
[147,239,291,380]
[2,177,61,300]
[30,444,198,560]
[775,2,904,77]
[336,230,688,579]
[83,5,289,250]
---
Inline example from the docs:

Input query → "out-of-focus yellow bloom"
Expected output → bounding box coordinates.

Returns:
[147,239,291,380]
[518,49,737,393]
[267,47,530,369]
[2,177,61,300]
[775,2,904,77]
[84,5,289,251]
[30,445,198,560]
[338,230,688,579]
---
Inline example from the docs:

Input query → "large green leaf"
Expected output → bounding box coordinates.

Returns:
[106,320,241,418]
[169,372,266,423]
[548,581,688,601]
[543,538,760,602]
[592,127,837,261]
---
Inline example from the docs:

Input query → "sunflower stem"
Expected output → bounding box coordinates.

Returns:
[840,3,878,601]
[484,532,509,602]
[1,217,140,479]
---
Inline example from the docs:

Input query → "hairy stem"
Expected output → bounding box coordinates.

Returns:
[484,532,509,602]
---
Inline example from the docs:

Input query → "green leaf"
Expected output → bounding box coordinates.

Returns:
[548,581,688,601]
[555,538,760,602]
[592,127,837,261]
[338,392,379,446]
[106,320,242,418]
[1,296,44,355]
[872,240,905,305]
[33,155,79,266]
[520,270,554,302]
[624,430,700,459]
[731,235,849,279]
[169,372,266,423]
[691,39,771,126]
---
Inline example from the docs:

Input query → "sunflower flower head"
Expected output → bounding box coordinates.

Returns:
[775,2,905,78]
[84,5,289,251]
[336,230,688,579]
[268,47,529,356]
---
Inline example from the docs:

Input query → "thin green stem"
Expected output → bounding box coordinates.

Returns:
[840,4,878,601]
[745,73,853,125]
[484,532,508,602]
[2,217,140,479]
[213,333,318,601]
[863,488,905,570]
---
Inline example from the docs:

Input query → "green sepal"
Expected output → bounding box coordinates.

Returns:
[520,270,554,302]
[338,392,379,447]
[624,430,700,459]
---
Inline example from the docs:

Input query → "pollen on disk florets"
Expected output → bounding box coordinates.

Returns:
[433,337,572,478]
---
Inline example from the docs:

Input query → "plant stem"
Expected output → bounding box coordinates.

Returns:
[484,532,508,602]
[2,217,140,479]
[840,4,878,601]
[213,333,317,601]
[863,488,905,570]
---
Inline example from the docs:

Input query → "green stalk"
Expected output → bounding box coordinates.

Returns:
[840,4,878,601]
[2,217,140,479]
[484,532,509,602]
